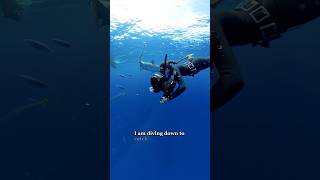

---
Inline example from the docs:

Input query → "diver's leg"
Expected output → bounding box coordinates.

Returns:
[192,58,210,71]
[211,17,244,112]
[176,58,210,76]
[215,0,320,46]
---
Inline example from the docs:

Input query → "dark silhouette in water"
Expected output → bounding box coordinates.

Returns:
[150,54,210,104]
[0,0,23,21]
[89,0,108,29]
[19,74,49,88]
[212,0,320,111]
[211,0,222,8]
[24,39,53,52]
[0,98,48,122]
[51,38,72,48]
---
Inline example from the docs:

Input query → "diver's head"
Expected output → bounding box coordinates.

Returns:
[150,72,166,93]
[160,62,173,79]
[159,63,166,73]
[159,54,174,77]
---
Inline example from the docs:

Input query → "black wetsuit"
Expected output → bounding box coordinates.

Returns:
[161,58,210,101]
[212,0,320,111]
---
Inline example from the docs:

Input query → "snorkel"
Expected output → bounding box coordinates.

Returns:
[160,54,168,73]
[164,54,168,64]
[150,54,169,93]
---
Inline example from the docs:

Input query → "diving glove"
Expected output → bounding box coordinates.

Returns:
[160,96,170,104]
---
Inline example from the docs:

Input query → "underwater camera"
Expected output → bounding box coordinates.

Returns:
[150,73,166,93]
[150,54,169,93]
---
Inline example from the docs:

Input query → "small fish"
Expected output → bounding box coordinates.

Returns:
[110,59,127,69]
[85,103,91,107]
[19,74,48,88]
[115,84,126,90]
[0,97,48,122]
[110,61,117,68]
[111,92,126,101]
[113,54,126,59]
[119,74,127,78]
[125,73,133,77]
[52,38,72,47]
[24,39,53,52]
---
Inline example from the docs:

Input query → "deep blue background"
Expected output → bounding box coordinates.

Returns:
[0,1,108,179]
[214,3,320,179]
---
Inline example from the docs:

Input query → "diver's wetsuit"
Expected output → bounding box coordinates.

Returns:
[216,0,320,46]
[161,58,210,101]
[178,58,210,76]
[212,17,244,112]
[212,0,320,111]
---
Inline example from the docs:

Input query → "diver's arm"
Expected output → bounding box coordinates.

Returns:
[159,79,185,104]
[211,16,244,112]
[211,0,320,111]
[215,0,320,46]
[169,77,186,100]
[162,70,186,102]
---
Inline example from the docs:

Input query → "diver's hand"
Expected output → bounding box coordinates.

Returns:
[160,96,170,104]
[149,87,154,92]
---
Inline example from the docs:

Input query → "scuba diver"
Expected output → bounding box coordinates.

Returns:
[212,0,320,111]
[149,54,210,104]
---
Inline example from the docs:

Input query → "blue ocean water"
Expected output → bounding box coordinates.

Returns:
[214,1,320,180]
[0,1,108,179]
[110,0,210,179]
